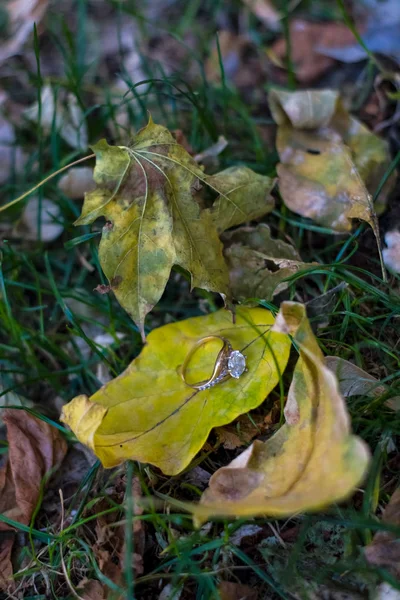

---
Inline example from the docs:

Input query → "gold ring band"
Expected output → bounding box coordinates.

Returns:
[181,336,246,391]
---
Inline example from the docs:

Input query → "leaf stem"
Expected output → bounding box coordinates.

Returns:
[0,153,95,214]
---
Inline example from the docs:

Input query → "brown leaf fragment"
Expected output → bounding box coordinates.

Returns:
[0,410,67,590]
[205,31,267,93]
[91,473,145,587]
[77,579,106,600]
[0,0,49,66]
[218,581,258,600]
[243,0,280,29]
[365,488,400,577]
[271,20,358,83]
[223,224,313,302]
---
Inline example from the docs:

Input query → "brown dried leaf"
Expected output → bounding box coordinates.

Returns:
[271,20,357,83]
[365,488,400,577]
[0,0,49,66]
[0,410,67,590]
[215,415,264,450]
[92,473,145,586]
[242,0,280,29]
[218,581,258,600]
[205,31,266,91]
[77,579,106,600]
[223,224,313,302]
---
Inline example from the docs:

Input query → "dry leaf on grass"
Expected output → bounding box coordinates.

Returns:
[365,488,400,577]
[305,282,348,331]
[193,302,370,523]
[74,119,274,339]
[61,307,290,475]
[242,0,280,30]
[91,473,145,585]
[0,0,48,65]
[326,356,400,410]
[223,224,313,302]
[318,0,400,64]
[24,85,88,150]
[0,109,25,185]
[215,414,265,450]
[218,580,258,600]
[0,410,67,590]
[383,230,400,274]
[269,89,395,233]
[77,579,106,600]
[207,169,275,234]
[194,135,228,167]
[205,31,267,93]
[270,20,357,83]
[58,167,95,199]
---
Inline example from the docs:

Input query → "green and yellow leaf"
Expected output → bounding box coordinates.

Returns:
[75,120,229,339]
[75,120,278,339]
[193,302,370,523]
[206,167,275,233]
[61,306,291,476]
[269,89,394,233]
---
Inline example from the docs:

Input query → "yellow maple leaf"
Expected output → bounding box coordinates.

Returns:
[61,306,290,476]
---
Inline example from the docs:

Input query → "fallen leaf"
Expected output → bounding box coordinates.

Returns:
[158,583,183,600]
[0,108,25,185]
[271,19,357,83]
[215,414,264,450]
[223,224,313,301]
[14,197,64,242]
[365,487,400,577]
[0,410,67,590]
[193,302,370,522]
[61,306,291,475]
[218,580,258,600]
[375,583,400,600]
[229,524,264,546]
[77,579,106,600]
[205,31,267,92]
[24,85,88,150]
[383,230,400,273]
[326,356,400,409]
[74,120,273,339]
[75,120,229,340]
[207,168,275,233]
[325,356,387,398]
[242,0,280,30]
[58,167,95,199]
[0,0,48,66]
[269,89,394,233]
[194,135,228,168]
[305,283,348,331]
[317,0,400,64]
[91,472,145,585]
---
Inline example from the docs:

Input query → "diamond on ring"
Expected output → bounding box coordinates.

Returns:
[227,350,246,379]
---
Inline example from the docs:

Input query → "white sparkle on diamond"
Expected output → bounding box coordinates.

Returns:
[227,350,246,379]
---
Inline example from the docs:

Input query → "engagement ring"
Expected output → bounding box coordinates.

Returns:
[181,335,246,391]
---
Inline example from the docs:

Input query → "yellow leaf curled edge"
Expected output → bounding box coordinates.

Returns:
[193,302,370,523]
[61,306,290,476]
